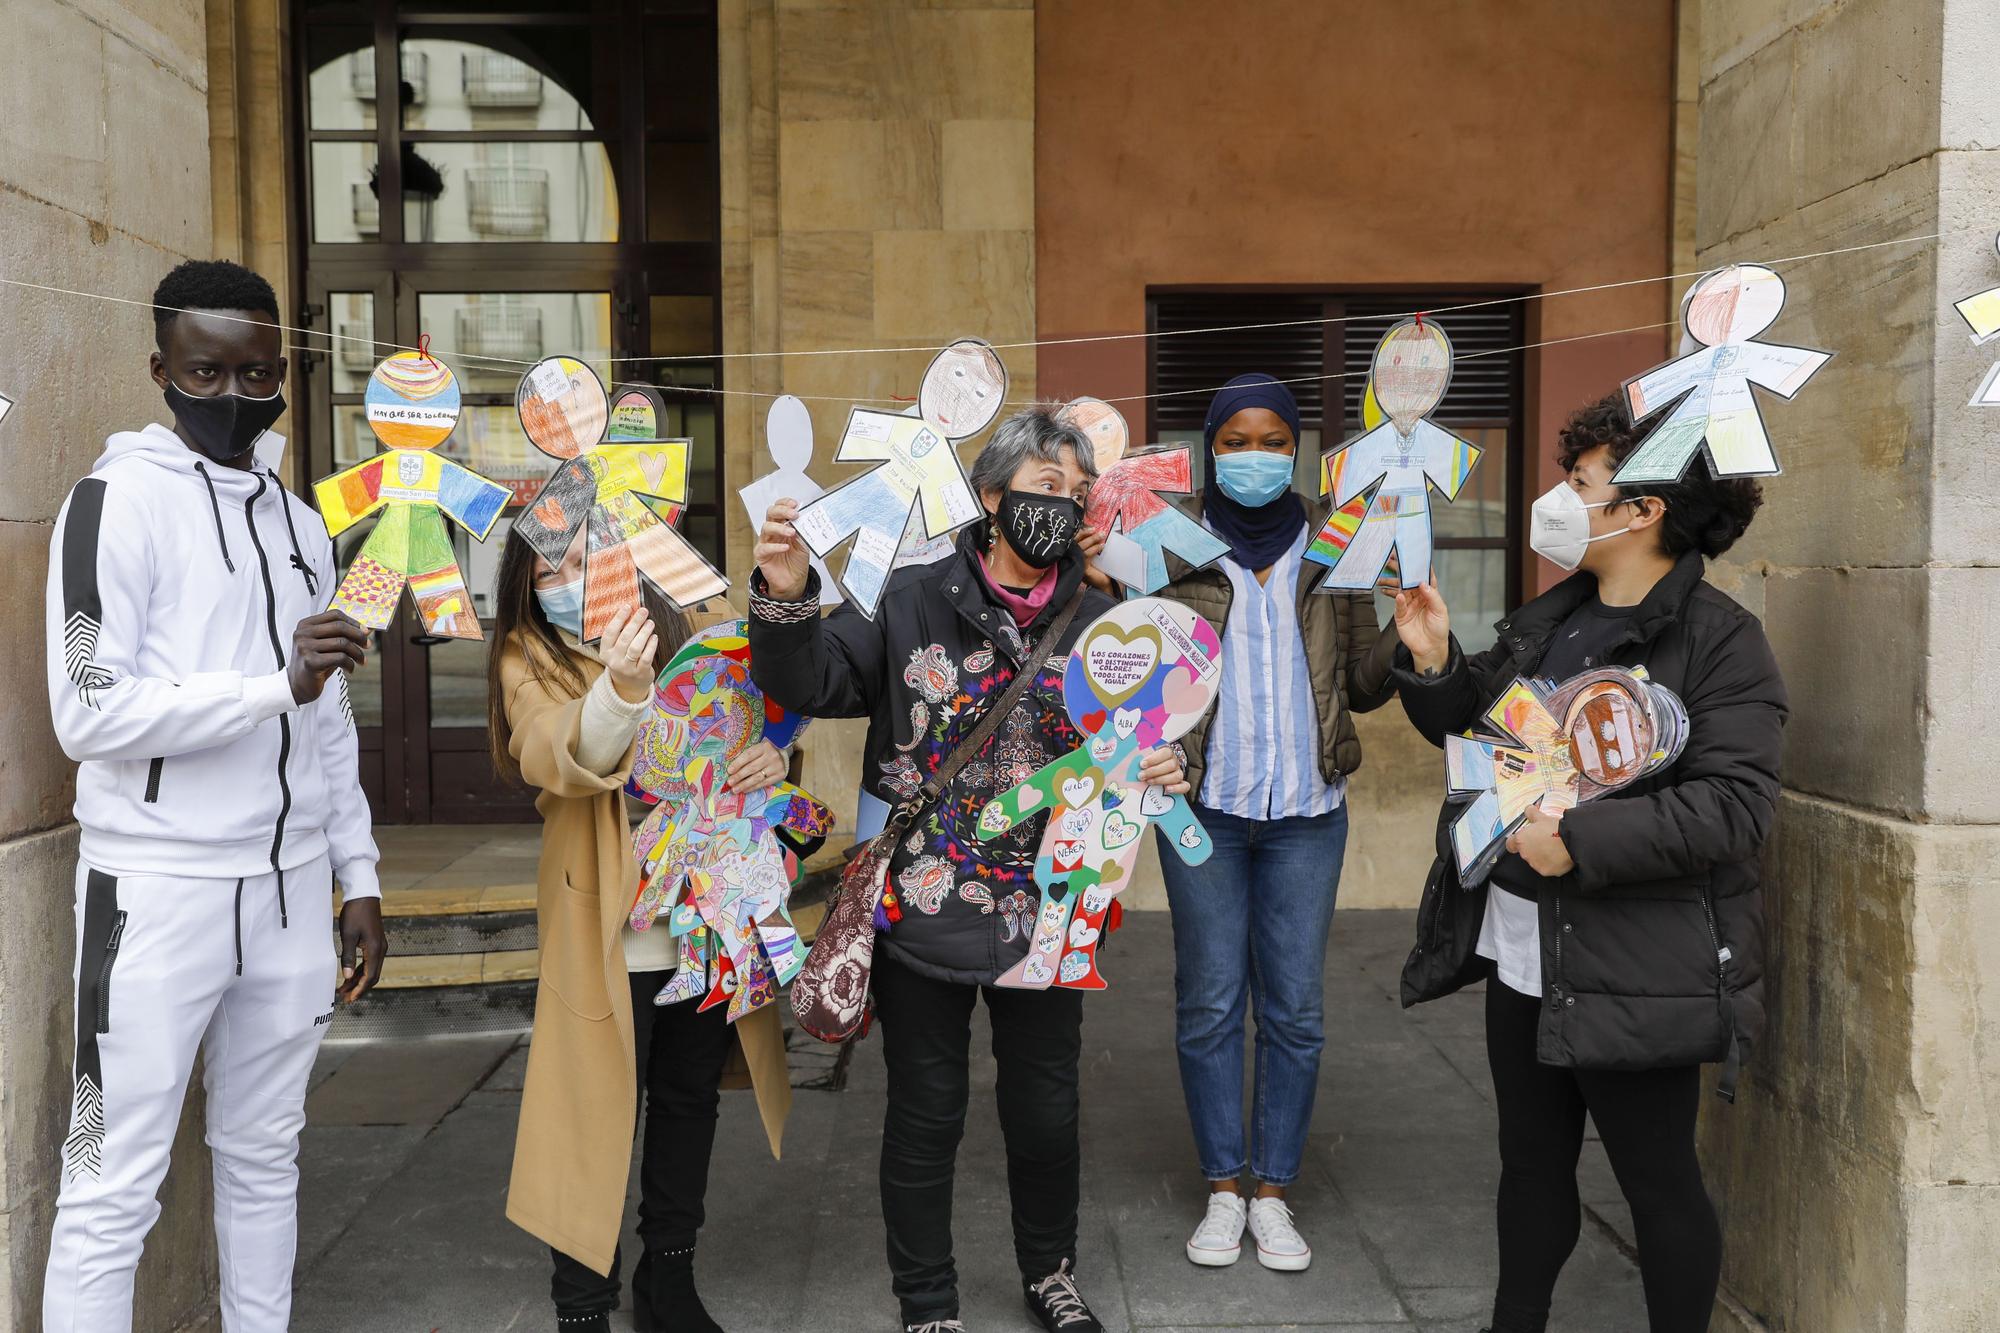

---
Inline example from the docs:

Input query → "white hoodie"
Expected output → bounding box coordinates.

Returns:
[44,423,380,899]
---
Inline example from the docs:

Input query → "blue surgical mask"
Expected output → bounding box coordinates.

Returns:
[536,577,585,637]
[1212,451,1295,507]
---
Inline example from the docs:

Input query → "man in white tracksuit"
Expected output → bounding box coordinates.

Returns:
[41,260,387,1331]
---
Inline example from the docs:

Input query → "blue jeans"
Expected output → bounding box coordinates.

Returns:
[1156,801,1348,1186]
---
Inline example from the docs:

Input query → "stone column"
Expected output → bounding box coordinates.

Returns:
[1694,1,2000,1328]
[0,3,220,1326]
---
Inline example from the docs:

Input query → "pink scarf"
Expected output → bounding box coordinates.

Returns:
[975,553,1058,629]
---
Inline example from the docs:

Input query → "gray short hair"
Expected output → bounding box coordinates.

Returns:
[967,404,1099,497]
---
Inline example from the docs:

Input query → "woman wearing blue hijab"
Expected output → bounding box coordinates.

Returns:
[1148,374,1399,1273]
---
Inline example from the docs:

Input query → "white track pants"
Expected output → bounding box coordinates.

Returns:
[43,855,337,1332]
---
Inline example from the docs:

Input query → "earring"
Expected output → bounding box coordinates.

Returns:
[987,513,999,552]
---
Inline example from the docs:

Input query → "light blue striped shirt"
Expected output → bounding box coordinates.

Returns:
[1197,523,1348,820]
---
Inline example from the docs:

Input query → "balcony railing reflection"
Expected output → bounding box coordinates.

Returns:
[465,165,551,238]
[350,50,429,104]
[462,52,543,109]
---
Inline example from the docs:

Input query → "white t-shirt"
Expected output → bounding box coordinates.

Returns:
[1475,885,1542,997]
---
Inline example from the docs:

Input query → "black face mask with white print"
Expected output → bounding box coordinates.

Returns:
[995,489,1081,569]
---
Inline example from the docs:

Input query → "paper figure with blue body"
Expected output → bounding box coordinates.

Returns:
[1615,264,1832,483]
[512,356,727,643]
[1308,318,1482,591]
[1445,665,1688,886]
[314,351,510,638]
[1067,397,1231,596]
[1954,232,2000,407]
[625,621,833,1022]
[974,597,1223,991]
[790,338,1006,618]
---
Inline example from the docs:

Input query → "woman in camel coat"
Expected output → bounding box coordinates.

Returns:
[487,528,790,1333]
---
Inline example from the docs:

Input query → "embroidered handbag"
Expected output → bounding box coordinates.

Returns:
[791,588,1087,1044]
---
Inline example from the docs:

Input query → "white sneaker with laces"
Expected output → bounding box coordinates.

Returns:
[1247,1196,1312,1271]
[1185,1190,1247,1267]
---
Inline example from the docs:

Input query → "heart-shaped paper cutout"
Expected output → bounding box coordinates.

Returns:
[1067,918,1100,948]
[1059,950,1092,982]
[1022,955,1054,985]
[1101,811,1140,850]
[1178,825,1204,850]
[1053,838,1086,870]
[1060,775,1099,808]
[1082,710,1107,734]
[1139,785,1174,816]
[1113,706,1143,738]
[1081,622,1162,708]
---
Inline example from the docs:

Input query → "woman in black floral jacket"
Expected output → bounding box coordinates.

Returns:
[749,406,1187,1333]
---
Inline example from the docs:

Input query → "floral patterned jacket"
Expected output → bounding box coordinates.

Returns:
[748,528,1114,984]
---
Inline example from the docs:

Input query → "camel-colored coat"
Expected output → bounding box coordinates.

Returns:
[501,636,791,1277]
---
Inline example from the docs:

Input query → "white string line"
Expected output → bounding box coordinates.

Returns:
[0,226,1960,378]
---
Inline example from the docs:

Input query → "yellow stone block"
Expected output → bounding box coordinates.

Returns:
[942,119,1033,231]
[871,229,1034,343]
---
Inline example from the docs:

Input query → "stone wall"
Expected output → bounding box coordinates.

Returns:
[1692,1,2000,1328]
[718,0,1036,833]
[0,2,220,1327]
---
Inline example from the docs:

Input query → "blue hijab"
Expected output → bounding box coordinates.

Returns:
[1201,373,1308,571]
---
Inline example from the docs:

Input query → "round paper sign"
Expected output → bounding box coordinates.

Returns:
[517,355,609,460]
[1062,596,1222,749]
[365,351,460,450]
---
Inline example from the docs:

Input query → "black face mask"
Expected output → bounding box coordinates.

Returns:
[164,382,286,463]
[994,488,1082,569]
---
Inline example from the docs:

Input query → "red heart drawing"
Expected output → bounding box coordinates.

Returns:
[1082,710,1107,734]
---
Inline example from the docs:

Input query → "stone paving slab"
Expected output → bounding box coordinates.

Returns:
[290,911,1655,1332]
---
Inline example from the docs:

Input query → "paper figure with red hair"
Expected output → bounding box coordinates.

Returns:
[974,597,1222,991]
[1065,397,1231,596]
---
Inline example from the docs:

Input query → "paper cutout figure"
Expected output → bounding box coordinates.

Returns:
[739,394,842,607]
[1445,665,1689,885]
[0,392,13,428]
[974,597,1222,991]
[1307,318,1482,591]
[315,351,509,639]
[1057,395,1132,472]
[1615,264,1832,483]
[791,339,1006,618]
[1315,373,1397,586]
[1954,233,2000,406]
[512,357,727,642]
[626,622,833,1021]
[1082,446,1232,595]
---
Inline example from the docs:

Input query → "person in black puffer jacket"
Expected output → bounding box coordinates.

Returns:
[1390,392,1787,1333]
[749,406,1185,1333]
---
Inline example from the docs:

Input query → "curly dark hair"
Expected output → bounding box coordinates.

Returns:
[1555,391,1764,559]
[152,259,280,348]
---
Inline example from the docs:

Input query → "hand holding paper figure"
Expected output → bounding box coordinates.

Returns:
[1307,319,1482,591]
[739,395,842,606]
[1069,397,1232,596]
[791,339,1006,618]
[1615,264,1832,483]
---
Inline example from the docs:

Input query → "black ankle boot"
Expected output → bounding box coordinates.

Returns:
[555,1314,610,1333]
[1024,1260,1103,1332]
[633,1244,724,1333]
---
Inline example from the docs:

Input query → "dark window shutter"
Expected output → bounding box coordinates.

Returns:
[1151,294,1327,432]
[1339,299,1518,428]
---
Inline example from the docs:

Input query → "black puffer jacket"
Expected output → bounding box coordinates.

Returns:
[1395,551,1787,1097]
[749,529,1114,985]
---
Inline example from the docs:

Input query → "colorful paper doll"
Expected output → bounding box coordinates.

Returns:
[1080,443,1232,598]
[511,357,727,643]
[1445,665,1688,885]
[1307,318,1482,591]
[791,338,1007,618]
[974,597,1223,991]
[315,351,510,639]
[1615,263,1833,483]
[738,393,842,606]
[625,622,833,1021]
[1954,232,2000,407]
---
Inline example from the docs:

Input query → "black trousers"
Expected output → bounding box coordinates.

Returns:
[1484,977,1722,1333]
[873,951,1085,1323]
[550,969,734,1317]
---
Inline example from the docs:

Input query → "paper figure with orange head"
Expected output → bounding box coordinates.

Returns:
[625,622,832,1021]
[790,338,1007,618]
[1615,264,1832,483]
[1445,665,1688,884]
[1066,397,1231,597]
[314,351,510,639]
[511,358,727,643]
[1307,318,1482,591]
[974,597,1222,991]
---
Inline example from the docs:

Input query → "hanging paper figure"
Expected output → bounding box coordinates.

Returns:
[1307,318,1482,591]
[738,393,842,606]
[315,351,509,639]
[1315,371,1398,585]
[1075,395,1232,595]
[1445,665,1689,885]
[626,622,833,1021]
[512,357,728,642]
[790,338,1007,618]
[1614,264,1833,484]
[1954,232,2000,407]
[974,597,1223,991]
[0,391,14,429]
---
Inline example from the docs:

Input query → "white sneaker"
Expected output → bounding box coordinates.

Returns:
[1247,1196,1312,1271]
[1185,1190,1247,1266]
